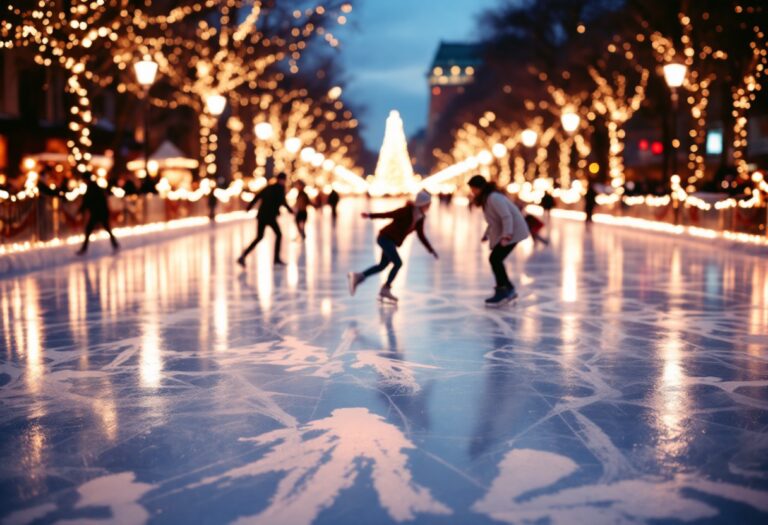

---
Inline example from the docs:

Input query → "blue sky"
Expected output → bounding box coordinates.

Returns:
[334,0,500,150]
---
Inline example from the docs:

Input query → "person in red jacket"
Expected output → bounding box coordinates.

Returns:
[347,190,438,302]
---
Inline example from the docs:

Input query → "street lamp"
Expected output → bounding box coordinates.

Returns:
[663,62,687,177]
[133,57,158,178]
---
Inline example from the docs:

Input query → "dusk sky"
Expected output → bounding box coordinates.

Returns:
[334,0,500,150]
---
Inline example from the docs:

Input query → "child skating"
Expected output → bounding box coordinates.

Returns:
[468,175,530,306]
[347,190,438,303]
[293,180,311,240]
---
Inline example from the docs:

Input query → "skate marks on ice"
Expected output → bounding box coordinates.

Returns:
[472,448,768,525]
[191,408,451,525]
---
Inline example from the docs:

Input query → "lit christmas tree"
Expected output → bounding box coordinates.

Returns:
[371,110,418,195]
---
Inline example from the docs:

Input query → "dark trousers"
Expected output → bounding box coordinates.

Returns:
[363,236,402,287]
[489,242,517,289]
[242,216,282,261]
[80,215,118,252]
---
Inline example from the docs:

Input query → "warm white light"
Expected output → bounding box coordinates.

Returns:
[492,143,507,158]
[254,122,274,141]
[328,86,342,100]
[521,129,538,148]
[134,58,158,87]
[478,150,493,165]
[205,94,227,116]
[300,147,316,163]
[561,111,581,133]
[311,152,325,167]
[663,63,687,89]
[285,137,302,154]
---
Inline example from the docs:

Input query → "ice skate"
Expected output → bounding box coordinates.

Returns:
[485,287,516,307]
[378,285,399,304]
[236,256,246,268]
[348,272,364,296]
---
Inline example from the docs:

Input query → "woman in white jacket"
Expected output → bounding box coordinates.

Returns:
[468,175,530,305]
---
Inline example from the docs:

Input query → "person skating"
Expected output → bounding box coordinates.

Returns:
[76,177,120,255]
[327,189,340,222]
[237,172,293,267]
[468,175,530,306]
[347,190,438,303]
[293,180,311,240]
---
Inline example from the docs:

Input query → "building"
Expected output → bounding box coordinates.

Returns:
[426,42,483,143]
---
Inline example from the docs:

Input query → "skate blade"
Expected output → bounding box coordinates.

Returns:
[377,297,398,305]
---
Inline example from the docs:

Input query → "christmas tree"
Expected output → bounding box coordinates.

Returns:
[371,110,418,195]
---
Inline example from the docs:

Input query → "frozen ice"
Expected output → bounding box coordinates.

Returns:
[0,199,767,524]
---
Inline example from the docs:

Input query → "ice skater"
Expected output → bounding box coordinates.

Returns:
[347,190,438,303]
[76,177,119,255]
[468,175,530,306]
[237,172,293,267]
[293,179,311,240]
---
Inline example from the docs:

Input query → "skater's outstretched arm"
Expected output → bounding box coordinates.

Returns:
[362,208,399,219]
[416,219,438,259]
[246,189,264,212]
[281,192,294,214]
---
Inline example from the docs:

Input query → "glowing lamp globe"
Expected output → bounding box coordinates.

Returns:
[254,122,274,141]
[521,129,538,148]
[285,137,302,154]
[205,94,227,116]
[300,147,316,163]
[134,58,158,87]
[561,111,581,134]
[478,150,493,166]
[492,143,507,158]
[663,63,687,89]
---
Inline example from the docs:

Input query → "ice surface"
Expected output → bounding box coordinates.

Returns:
[0,199,767,524]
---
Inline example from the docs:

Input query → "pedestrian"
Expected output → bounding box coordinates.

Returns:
[468,175,529,306]
[347,190,438,303]
[76,176,120,255]
[540,190,555,222]
[584,181,597,223]
[327,188,340,222]
[293,180,311,240]
[237,172,293,267]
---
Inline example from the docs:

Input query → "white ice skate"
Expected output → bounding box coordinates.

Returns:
[348,272,364,296]
[378,286,399,304]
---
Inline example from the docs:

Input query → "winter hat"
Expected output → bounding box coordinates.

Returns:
[413,190,432,207]
[468,175,487,188]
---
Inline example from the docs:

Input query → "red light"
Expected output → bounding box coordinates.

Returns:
[639,139,649,151]
[651,141,663,155]
[432,87,441,96]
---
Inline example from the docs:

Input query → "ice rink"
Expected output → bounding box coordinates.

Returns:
[1,198,767,524]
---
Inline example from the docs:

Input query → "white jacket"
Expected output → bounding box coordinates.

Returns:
[482,192,530,247]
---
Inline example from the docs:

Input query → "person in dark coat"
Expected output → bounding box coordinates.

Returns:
[76,177,119,255]
[327,189,340,222]
[540,190,555,221]
[293,179,311,240]
[347,191,438,303]
[237,172,293,267]
[584,182,598,223]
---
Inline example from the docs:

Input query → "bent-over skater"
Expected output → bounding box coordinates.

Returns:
[468,175,529,306]
[347,190,438,303]
[237,172,293,267]
[76,177,119,255]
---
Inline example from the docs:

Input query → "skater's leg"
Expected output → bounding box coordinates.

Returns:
[78,217,96,253]
[101,218,119,249]
[382,242,402,287]
[362,252,390,277]
[241,219,267,259]
[268,219,283,263]
[489,243,516,289]
[362,237,396,277]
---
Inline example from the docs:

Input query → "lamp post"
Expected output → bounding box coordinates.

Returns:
[663,62,687,225]
[133,57,158,179]
[663,62,687,180]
